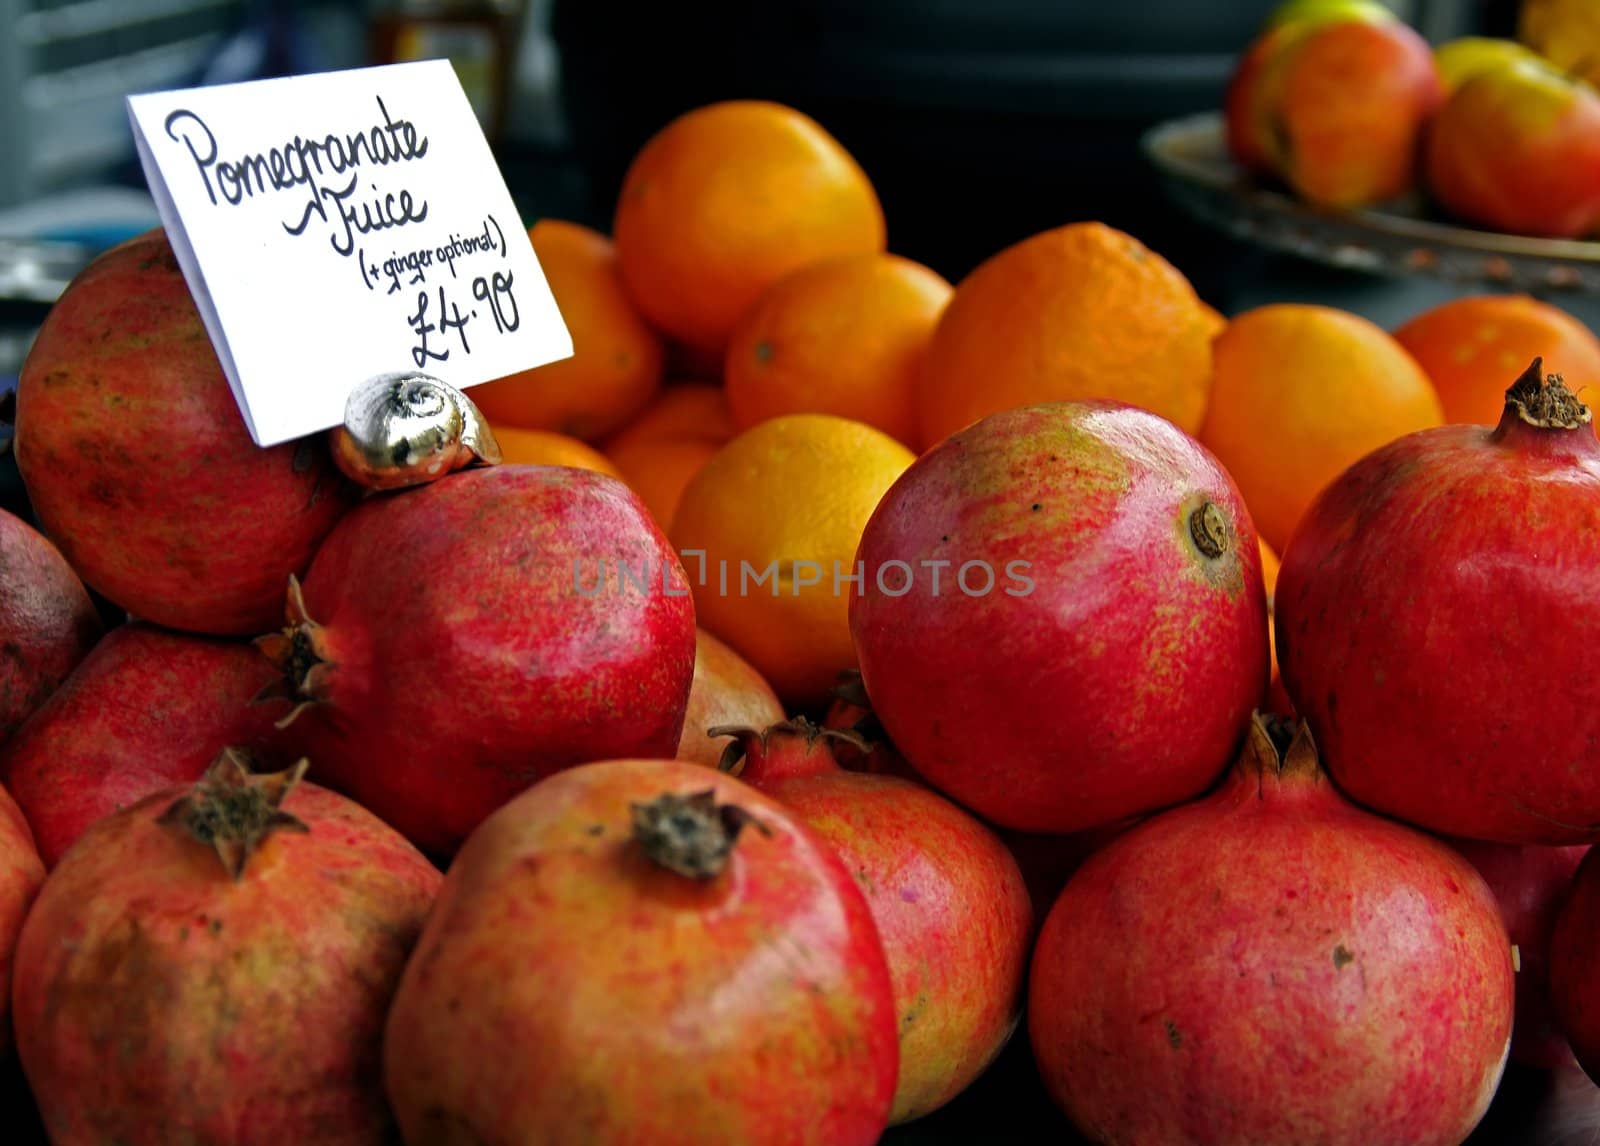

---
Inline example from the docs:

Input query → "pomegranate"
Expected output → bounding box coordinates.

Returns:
[850,401,1267,833]
[1030,716,1513,1144]
[1450,838,1588,1068]
[676,628,783,767]
[258,464,697,858]
[14,229,355,636]
[716,719,1032,1123]
[1551,850,1600,1085]
[12,749,440,1144]
[1278,361,1600,843]
[0,782,44,1061]
[384,758,897,1144]
[0,508,101,745]
[0,623,298,868]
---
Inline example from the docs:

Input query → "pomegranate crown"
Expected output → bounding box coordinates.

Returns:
[1239,711,1323,786]
[1505,357,1591,430]
[708,716,870,777]
[253,575,329,730]
[629,790,770,880]
[157,748,310,881]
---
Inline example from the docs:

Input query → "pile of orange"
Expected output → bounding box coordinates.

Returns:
[471,95,1600,716]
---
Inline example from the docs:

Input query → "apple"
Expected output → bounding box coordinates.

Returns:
[1434,36,1544,95]
[1226,12,1443,208]
[1228,1,1395,174]
[1426,57,1600,237]
[1264,0,1393,31]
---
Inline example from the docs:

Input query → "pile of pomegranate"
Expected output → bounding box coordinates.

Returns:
[1,230,1598,1145]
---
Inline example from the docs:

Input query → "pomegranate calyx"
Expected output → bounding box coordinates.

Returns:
[1239,711,1323,787]
[1504,357,1592,430]
[629,789,769,879]
[156,747,310,881]
[709,717,871,778]
[253,575,333,729]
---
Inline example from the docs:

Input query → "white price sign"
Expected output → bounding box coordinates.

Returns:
[127,59,572,447]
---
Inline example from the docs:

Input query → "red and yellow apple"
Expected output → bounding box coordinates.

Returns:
[1433,37,1543,95]
[1227,8,1443,209]
[1426,57,1600,238]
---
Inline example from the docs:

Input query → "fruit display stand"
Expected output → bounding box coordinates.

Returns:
[12,1,1600,1135]
[1144,112,1600,297]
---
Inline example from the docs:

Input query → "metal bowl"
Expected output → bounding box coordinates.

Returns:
[1142,112,1600,296]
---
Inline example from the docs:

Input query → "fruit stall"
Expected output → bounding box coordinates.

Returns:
[5,0,1600,1142]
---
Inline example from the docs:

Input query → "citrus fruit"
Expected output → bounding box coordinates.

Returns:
[469,220,662,441]
[1394,295,1600,426]
[601,383,735,454]
[606,435,722,530]
[1520,0,1600,89]
[725,254,951,447]
[492,427,623,479]
[669,414,915,709]
[613,100,886,355]
[916,223,1222,448]
[600,383,736,527]
[1198,303,1443,553]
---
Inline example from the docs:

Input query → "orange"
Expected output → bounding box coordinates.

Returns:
[1520,0,1600,89]
[606,435,722,530]
[599,383,736,526]
[1199,304,1443,553]
[613,100,886,356]
[669,414,915,709]
[1393,294,1600,426]
[492,427,623,479]
[917,222,1223,448]
[600,383,735,454]
[725,253,952,447]
[470,220,662,441]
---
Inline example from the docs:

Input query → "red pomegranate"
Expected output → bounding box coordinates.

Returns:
[258,464,698,858]
[850,401,1267,833]
[716,719,1032,1123]
[1030,717,1513,1144]
[1548,850,1600,1086]
[384,758,897,1144]
[0,508,101,745]
[1277,361,1600,843]
[0,782,44,1061]
[0,623,298,868]
[12,750,439,1144]
[1450,838,1588,1068]
[675,628,783,767]
[14,229,355,636]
